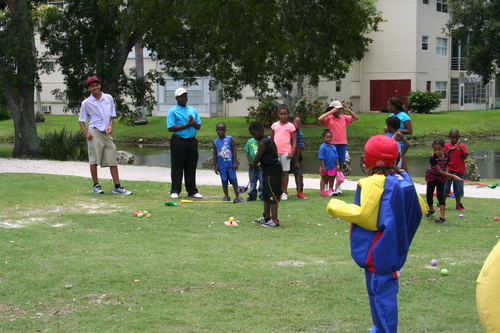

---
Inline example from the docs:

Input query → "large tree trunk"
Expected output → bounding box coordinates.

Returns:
[134,42,148,125]
[274,74,305,114]
[2,0,43,158]
[3,84,42,158]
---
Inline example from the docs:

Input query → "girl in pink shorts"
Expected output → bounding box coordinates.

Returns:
[319,129,341,196]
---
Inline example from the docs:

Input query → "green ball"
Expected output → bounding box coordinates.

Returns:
[441,268,449,276]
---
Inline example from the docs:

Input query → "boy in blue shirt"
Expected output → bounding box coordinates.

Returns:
[213,122,246,203]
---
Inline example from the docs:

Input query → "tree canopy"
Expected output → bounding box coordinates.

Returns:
[39,0,383,115]
[38,0,162,122]
[447,0,500,83]
[144,0,383,111]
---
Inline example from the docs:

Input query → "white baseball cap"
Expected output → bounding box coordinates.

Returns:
[175,87,188,97]
[329,100,343,109]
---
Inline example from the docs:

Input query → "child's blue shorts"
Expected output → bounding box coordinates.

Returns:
[219,167,238,186]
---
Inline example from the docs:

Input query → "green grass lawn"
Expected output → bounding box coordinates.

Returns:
[1,109,500,149]
[0,173,498,332]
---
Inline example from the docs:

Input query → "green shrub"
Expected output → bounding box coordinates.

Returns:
[245,99,279,126]
[294,99,326,123]
[406,90,442,113]
[0,105,11,121]
[39,128,88,161]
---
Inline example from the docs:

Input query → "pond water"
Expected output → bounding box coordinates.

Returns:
[116,139,500,179]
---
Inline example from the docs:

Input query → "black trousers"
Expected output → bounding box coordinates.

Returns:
[170,134,199,196]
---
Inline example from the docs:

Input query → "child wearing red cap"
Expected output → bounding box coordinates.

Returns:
[327,135,426,333]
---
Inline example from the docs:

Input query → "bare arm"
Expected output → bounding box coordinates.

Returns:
[400,120,412,135]
[318,110,334,123]
[252,141,266,172]
[231,139,238,170]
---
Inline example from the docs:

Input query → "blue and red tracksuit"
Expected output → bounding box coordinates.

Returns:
[327,171,425,333]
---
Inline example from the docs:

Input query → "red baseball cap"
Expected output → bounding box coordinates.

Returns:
[86,76,101,87]
[363,135,399,168]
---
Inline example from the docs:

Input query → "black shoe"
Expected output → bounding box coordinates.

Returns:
[247,196,256,201]
[434,217,447,223]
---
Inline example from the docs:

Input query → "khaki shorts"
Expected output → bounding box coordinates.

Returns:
[87,128,117,167]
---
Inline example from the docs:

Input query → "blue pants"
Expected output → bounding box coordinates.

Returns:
[365,270,399,333]
[248,166,263,200]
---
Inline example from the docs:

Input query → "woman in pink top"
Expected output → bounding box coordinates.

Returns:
[271,105,296,201]
[318,100,358,193]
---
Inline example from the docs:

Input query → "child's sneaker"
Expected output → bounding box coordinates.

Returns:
[253,213,269,224]
[328,188,338,196]
[262,218,280,227]
[233,196,246,203]
[321,190,330,196]
[297,192,308,199]
[112,187,132,195]
[92,184,104,194]
[222,196,231,201]
[335,186,342,194]
[281,192,288,201]
[434,217,447,223]
[425,210,435,218]
[456,203,466,211]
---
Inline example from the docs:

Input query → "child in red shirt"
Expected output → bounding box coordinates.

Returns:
[444,129,468,211]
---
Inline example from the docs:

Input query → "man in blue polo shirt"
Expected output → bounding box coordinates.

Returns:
[167,88,203,199]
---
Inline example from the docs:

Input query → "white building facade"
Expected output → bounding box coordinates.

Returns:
[35,0,498,117]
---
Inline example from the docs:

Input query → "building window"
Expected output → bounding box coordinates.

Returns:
[436,38,448,56]
[422,36,429,51]
[464,77,489,104]
[437,0,448,13]
[450,78,459,103]
[436,82,447,99]
[335,81,341,92]
[423,0,429,4]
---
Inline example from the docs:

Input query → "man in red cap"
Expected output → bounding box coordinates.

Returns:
[78,76,132,195]
[327,135,426,333]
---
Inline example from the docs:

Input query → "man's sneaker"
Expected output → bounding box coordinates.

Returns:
[321,190,330,196]
[190,193,203,199]
[335,186,342,194]
[233,196,246,203]
[297,192,308,199]
[222,196,231,201]
[253,216,269,224]
[456,203,466,211]
[112,187,132,195]
[281,192,288,201]
[247,196,256,201]
[92,184,104,194]
[425,210,435,218]
[262,218,280,227]
[170,193,179,199]
[434,217,447,223]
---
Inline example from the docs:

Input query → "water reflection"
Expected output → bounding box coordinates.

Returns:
[116,141,500,179]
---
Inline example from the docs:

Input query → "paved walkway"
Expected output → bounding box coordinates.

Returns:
[1,158,500,199]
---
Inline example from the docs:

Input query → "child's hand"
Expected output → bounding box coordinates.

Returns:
[453,175,461,181]
[214,166,219,175]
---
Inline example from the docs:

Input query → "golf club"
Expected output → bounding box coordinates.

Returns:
[460,179,498,189]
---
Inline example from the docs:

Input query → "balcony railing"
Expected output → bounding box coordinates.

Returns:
[451,57,468,71]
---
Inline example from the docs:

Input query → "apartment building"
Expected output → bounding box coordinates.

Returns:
[10,0,500,116]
